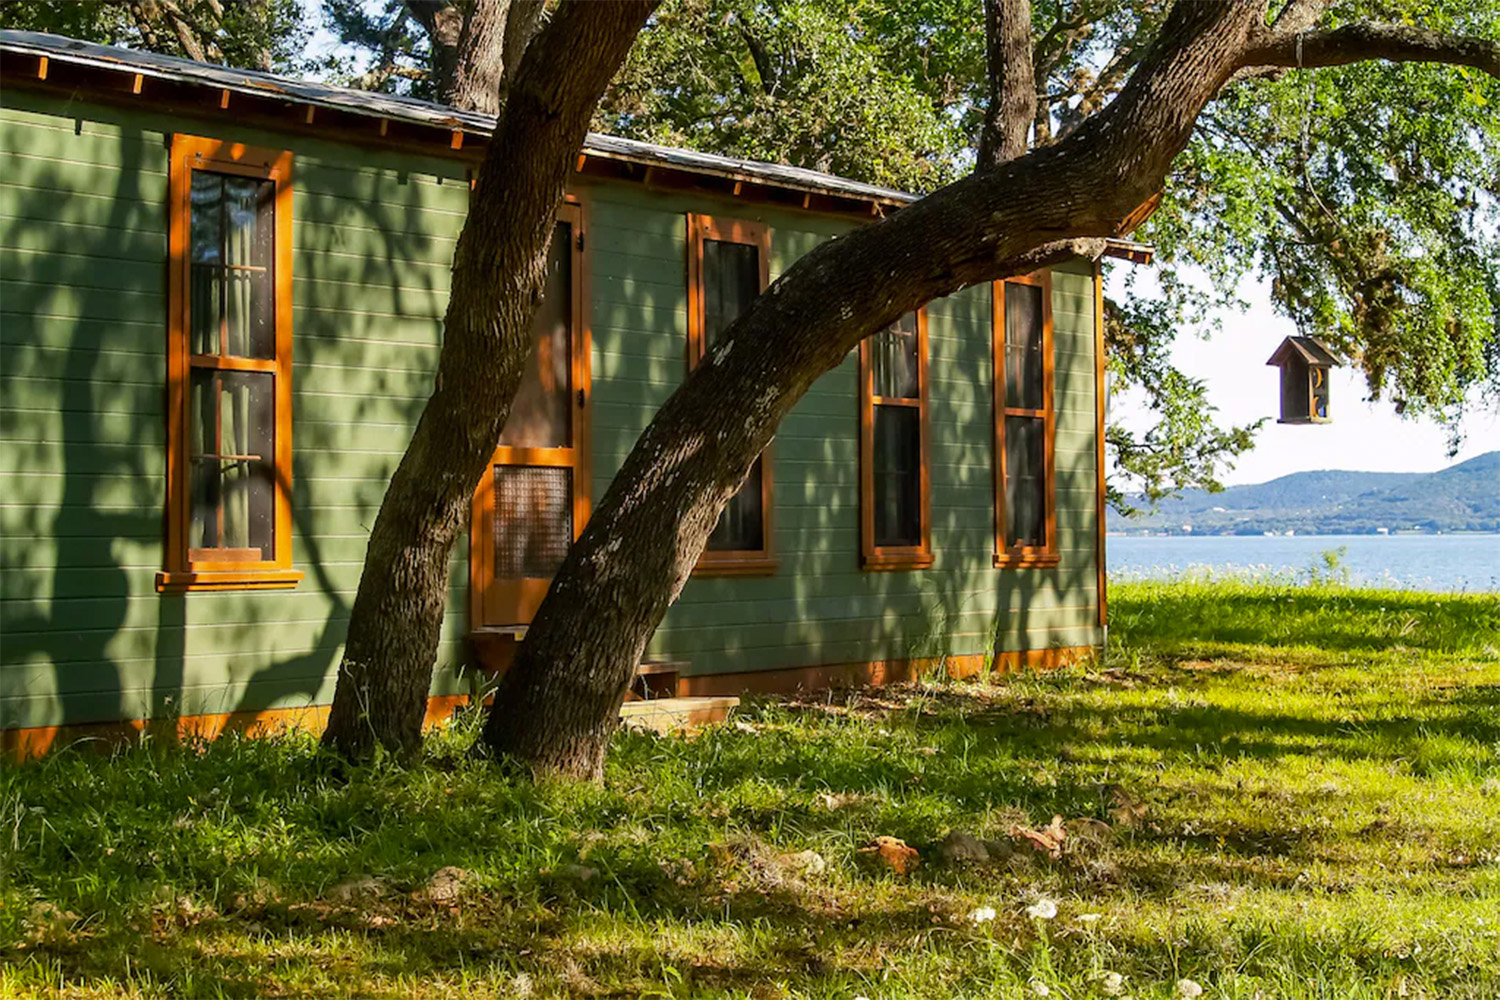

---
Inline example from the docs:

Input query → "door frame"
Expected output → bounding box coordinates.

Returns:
[468,197,591,630]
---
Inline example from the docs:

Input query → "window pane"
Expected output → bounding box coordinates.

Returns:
[702,236,765,550]
[501,222,573,448]
[494,465,573,579]
[702,239,760,349]
[1004,415,1046,548]
[189,172,223,356]
[1004,282,1044,410]
[707,456,765,552]
[189,369,275,558]
[871,312,919,399]
[223,176,275,359]
[188,170,274,359]
[873,404,921,547]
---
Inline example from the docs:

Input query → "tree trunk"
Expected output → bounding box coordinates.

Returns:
[479,0,1276,779]
[322,0,658,759]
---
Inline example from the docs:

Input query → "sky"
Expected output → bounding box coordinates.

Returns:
[1107,271,1500,487]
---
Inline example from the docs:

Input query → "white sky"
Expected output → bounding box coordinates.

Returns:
[1106,271,1500,486]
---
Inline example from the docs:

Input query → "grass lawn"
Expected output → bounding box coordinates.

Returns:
[3,581,1498,999]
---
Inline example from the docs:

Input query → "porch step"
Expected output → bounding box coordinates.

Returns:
[619,696,739,734]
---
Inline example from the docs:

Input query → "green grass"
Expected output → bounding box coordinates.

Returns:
[3,581,1499,999]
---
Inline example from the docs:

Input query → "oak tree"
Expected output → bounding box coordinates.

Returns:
[477,0,1498,777]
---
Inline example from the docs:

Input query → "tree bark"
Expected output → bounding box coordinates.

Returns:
[482,0,1280,780]
[322,0,658,759]
[978,0,1036,167]
[407,0,465,102]
[444,0,545,114]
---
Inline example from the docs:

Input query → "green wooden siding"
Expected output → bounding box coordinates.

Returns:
[579,182,1101,676]
[1,92,472,732]
[1,88,1103,733]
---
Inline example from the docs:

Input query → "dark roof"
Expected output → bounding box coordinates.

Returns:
[0,30,910,205]
[1267,335,1340,368]
[0,29,1153,263]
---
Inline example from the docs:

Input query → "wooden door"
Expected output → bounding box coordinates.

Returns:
[470,202,590,628]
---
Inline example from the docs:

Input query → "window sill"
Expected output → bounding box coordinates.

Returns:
[993,554,1060,570]
[862,551,934,572]
[692,555,779,577]
[157,569,304,592]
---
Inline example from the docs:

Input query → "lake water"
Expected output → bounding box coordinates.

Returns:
[1107,533,1500,593]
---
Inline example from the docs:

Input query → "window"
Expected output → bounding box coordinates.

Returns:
[994,273,1057,568]
[158,135,300,591]
[860,309,931,569]
[686,213,775,575]
[469,202,591,628]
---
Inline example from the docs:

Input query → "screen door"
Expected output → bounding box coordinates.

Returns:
[471,203,589,627]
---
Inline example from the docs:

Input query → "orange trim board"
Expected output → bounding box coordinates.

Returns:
[3,647,1098,760]
[678,646,1097,697]
[3,696,473,762]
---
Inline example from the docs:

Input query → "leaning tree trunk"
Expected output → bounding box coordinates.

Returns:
[479,0,1273,780]
[322,0,657,759]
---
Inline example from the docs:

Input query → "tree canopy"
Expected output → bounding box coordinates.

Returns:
[0,0,310,72]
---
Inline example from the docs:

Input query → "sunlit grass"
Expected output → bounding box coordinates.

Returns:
[2,581,1498,998]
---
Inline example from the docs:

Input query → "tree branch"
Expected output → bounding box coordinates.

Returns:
[1242,23,1500,78]
[978,0,1036,168]
[1270,0,1333,36]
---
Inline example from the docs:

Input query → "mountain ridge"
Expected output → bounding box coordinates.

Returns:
[1111,451,1499,535]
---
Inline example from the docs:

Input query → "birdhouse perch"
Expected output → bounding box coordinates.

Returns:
[1266,336,1338,424]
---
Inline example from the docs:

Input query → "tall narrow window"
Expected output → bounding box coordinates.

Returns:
[860,310,931,569]
[686,213,775,575]
[160,135,299,591]
[994,273,1057,568]
[470,203,591,629]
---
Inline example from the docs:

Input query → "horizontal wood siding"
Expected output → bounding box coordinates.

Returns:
[4,90,1103,731]
[580,182,1102,677]
[1,92,472,731]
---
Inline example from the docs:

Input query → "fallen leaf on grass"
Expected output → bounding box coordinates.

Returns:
[858,836,920,875]
[1012,815,1067,859]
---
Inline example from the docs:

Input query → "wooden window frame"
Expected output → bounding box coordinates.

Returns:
[158,134,300,592]
[859,309,933,571]
[685,212,777,576]
[993,271,1059,570]
[469,197,592,629]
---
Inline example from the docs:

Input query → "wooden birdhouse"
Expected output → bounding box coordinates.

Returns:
[1266,336,1338,424]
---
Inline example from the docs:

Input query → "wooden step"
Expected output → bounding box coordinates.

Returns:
[619,696,739,733]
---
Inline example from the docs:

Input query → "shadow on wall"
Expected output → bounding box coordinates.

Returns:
[0,93,455,738]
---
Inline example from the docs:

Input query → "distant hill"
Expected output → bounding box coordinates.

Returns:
[1111,452,1500,535]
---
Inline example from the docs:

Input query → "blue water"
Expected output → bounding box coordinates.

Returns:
[1107,533,1500,593]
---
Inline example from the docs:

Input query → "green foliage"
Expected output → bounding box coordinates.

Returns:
[1151,0,1500,442]
[4,584,1499,997]
[0,0,312,73]
[319,0,445,99]
[595,0,978,192]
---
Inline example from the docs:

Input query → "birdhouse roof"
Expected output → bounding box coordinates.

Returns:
[1266,336,1339,368]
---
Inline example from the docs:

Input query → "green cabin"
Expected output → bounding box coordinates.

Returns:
[0,32,1138,753]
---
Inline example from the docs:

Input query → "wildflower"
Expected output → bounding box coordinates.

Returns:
[967,906,997,924]
[1025,898,1058,920]
[1029,980,1051,997]
[1100,971,1126,996]
[1176,979,1204,999]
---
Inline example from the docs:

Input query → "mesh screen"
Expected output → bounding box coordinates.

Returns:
[494,465,573,579]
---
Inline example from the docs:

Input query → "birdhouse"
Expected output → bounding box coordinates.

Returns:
[1266,336,1338,424]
